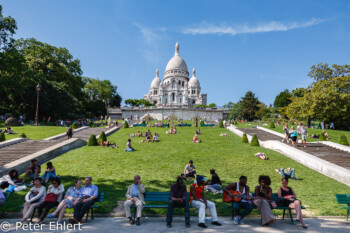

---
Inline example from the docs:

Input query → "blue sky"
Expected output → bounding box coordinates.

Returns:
[2,0,350,106]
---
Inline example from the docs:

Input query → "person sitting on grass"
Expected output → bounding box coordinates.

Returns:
[0,181,9,206]
[309,134,320,139]
[182,160,197,180]
[124,175,145,226]
[192,134,201,143]
[196,128,201,135]
[125,139,135,152]
[275,168,298,180]
[166,177,190,228]
[23,159,41,184]
[4,126,14,134]
[98,140,117,148]
[0,169,26,192]
[145,129,152,137]
[48,179,82,223]
[41,162,56,184]
[190,176,221,228]
[220,132,228,137]
[205,169,222,194]
[153,133,159,142]
[70,176,98,224]
[21,177,46,223]
[166,127,173,134]
[223,176,253,225]
[277,178,307,229]
[255,152,269,160]
[173,126,177,134]
[322,131,329,140]
[130,132,135,137]
[37,177,64,223]
[137,131,143,137]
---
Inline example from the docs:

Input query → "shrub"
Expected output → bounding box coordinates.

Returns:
[319,133,326,141]
[0,133,5,142]
[241,133,248,143]
[339,134,349,146]
[87,134,98,146]
[98,131,107,142]
[72,122,78,129]
[20,133,27,138]
[251,134,260,146]
[269,122,275,128]
[141,120,146,124]
[123,121,129,128]
[219,119,224,128]
[200,120,204,125]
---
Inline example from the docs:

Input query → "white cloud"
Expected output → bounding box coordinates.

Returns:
[182,18,326,36]
[133,23,167,64]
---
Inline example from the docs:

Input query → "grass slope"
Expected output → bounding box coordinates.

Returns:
[0,124,67,141]
[2,126,350,216]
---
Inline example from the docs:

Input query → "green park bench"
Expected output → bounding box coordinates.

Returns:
[133,124,147,127]
[20,192,104,222]
[132,191,192,219]
[177,124,192,127]
[200,124,215,127]
[335,194,350,220]
[224,193,305,224]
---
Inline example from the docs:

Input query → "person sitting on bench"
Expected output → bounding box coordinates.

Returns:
[223,176,253,225]
[23,159,41,184]
[182,160,197,180]
[37,177,64,223]
[277,178,307,229]
[190,176,221,228]
[70,176,98,224]
[254,175,276,226]
[124,175,145,225]
[166,177,190,228]
[48,179,82,223]
[20,178,46,223]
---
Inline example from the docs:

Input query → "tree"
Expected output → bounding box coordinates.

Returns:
[208,103,216,108]
[250,134,260,146]
[274,89,292,108]
[308,63,350,81]
[0,5,17,50]
[291,88,305,98]
[239,91,260,121]
[255,103,269,120]
[286,76,350,130]
[241,133,248,143]
[219,119,224,128]
[223,101,234,109]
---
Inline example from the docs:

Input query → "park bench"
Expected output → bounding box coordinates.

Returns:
[224,193,305,224]
[132,191,192,219]
[200,124,215,127]
[20,192,104,222]
[177,124,192,127]
[335,194,350,220]
[133,124,147,127]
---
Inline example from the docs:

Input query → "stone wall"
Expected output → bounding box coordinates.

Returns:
[109,107,225,121]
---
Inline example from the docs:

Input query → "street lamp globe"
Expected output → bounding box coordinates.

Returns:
[36,83,41,92]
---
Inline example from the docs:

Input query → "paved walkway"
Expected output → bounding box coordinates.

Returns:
[0,217,349,232]
[238,127,350,170]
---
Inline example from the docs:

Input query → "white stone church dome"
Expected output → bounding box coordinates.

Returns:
[165,42,188,74]
[189,68,200,88]
[150,69,161,88]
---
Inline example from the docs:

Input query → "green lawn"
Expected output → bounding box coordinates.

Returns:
[2,126,350,216]
[235,122,350,145]
[0,124,67,141]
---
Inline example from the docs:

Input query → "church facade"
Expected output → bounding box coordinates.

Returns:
[144,42,207,107]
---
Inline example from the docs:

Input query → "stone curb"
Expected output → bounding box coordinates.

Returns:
[0,138,27,149]
[318,141,350,153]
[227,126,350,187]
[0,138,86,176]
[43,126,89,141]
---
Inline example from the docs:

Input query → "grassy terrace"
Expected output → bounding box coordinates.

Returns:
[2,126,350,216]
[0,124,67,141]
[235,122,350,145]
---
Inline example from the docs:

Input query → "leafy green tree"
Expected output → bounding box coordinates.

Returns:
[98,131,107,142]
[208,103,216,108]
[241,133,248,143]
[0,5,17,50]
[123,120,129,128]
[291,88,305,98]
[274,89,292,108]
[250,134,260,146]
[219,119,224,128]
[308,63,350,81]
[339,134,349,146]
[87,134,98,146]
[223,101,234,109]
[239,91,260,121]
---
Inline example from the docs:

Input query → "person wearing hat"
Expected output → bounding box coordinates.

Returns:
[190,176,221,228]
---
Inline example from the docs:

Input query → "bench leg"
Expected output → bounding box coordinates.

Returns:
[85,208,89,222]
[347,208,349,221]
[282,209,285,220]
[91,208,94,220]
[288,209,294,224]
[231,202,234,220]
[133,207,136,219]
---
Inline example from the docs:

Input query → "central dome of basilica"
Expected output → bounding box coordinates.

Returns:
[164,42,189,79]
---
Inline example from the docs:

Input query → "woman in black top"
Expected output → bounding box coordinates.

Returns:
[278,178,307,229]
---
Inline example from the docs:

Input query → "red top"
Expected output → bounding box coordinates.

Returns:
[189,183,204,203]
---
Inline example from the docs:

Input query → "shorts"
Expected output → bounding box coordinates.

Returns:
[301,135,307,140]
[186,171,196,177]
[291,136,297,142]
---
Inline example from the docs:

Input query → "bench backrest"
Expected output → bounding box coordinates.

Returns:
[335,194,350,204]
[144,192,189,202]
[97,192,105,203]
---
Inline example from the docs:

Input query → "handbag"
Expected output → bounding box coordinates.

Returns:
[44,193,59,203]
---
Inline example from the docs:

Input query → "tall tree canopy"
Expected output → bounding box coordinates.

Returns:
[274,89,292,108]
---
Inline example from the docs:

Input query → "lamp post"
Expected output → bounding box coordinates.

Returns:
[34,83,41,126]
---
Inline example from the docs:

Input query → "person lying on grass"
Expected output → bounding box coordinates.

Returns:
[98,140,117,148]
[220,133,228,137]
[255,152,269,160]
